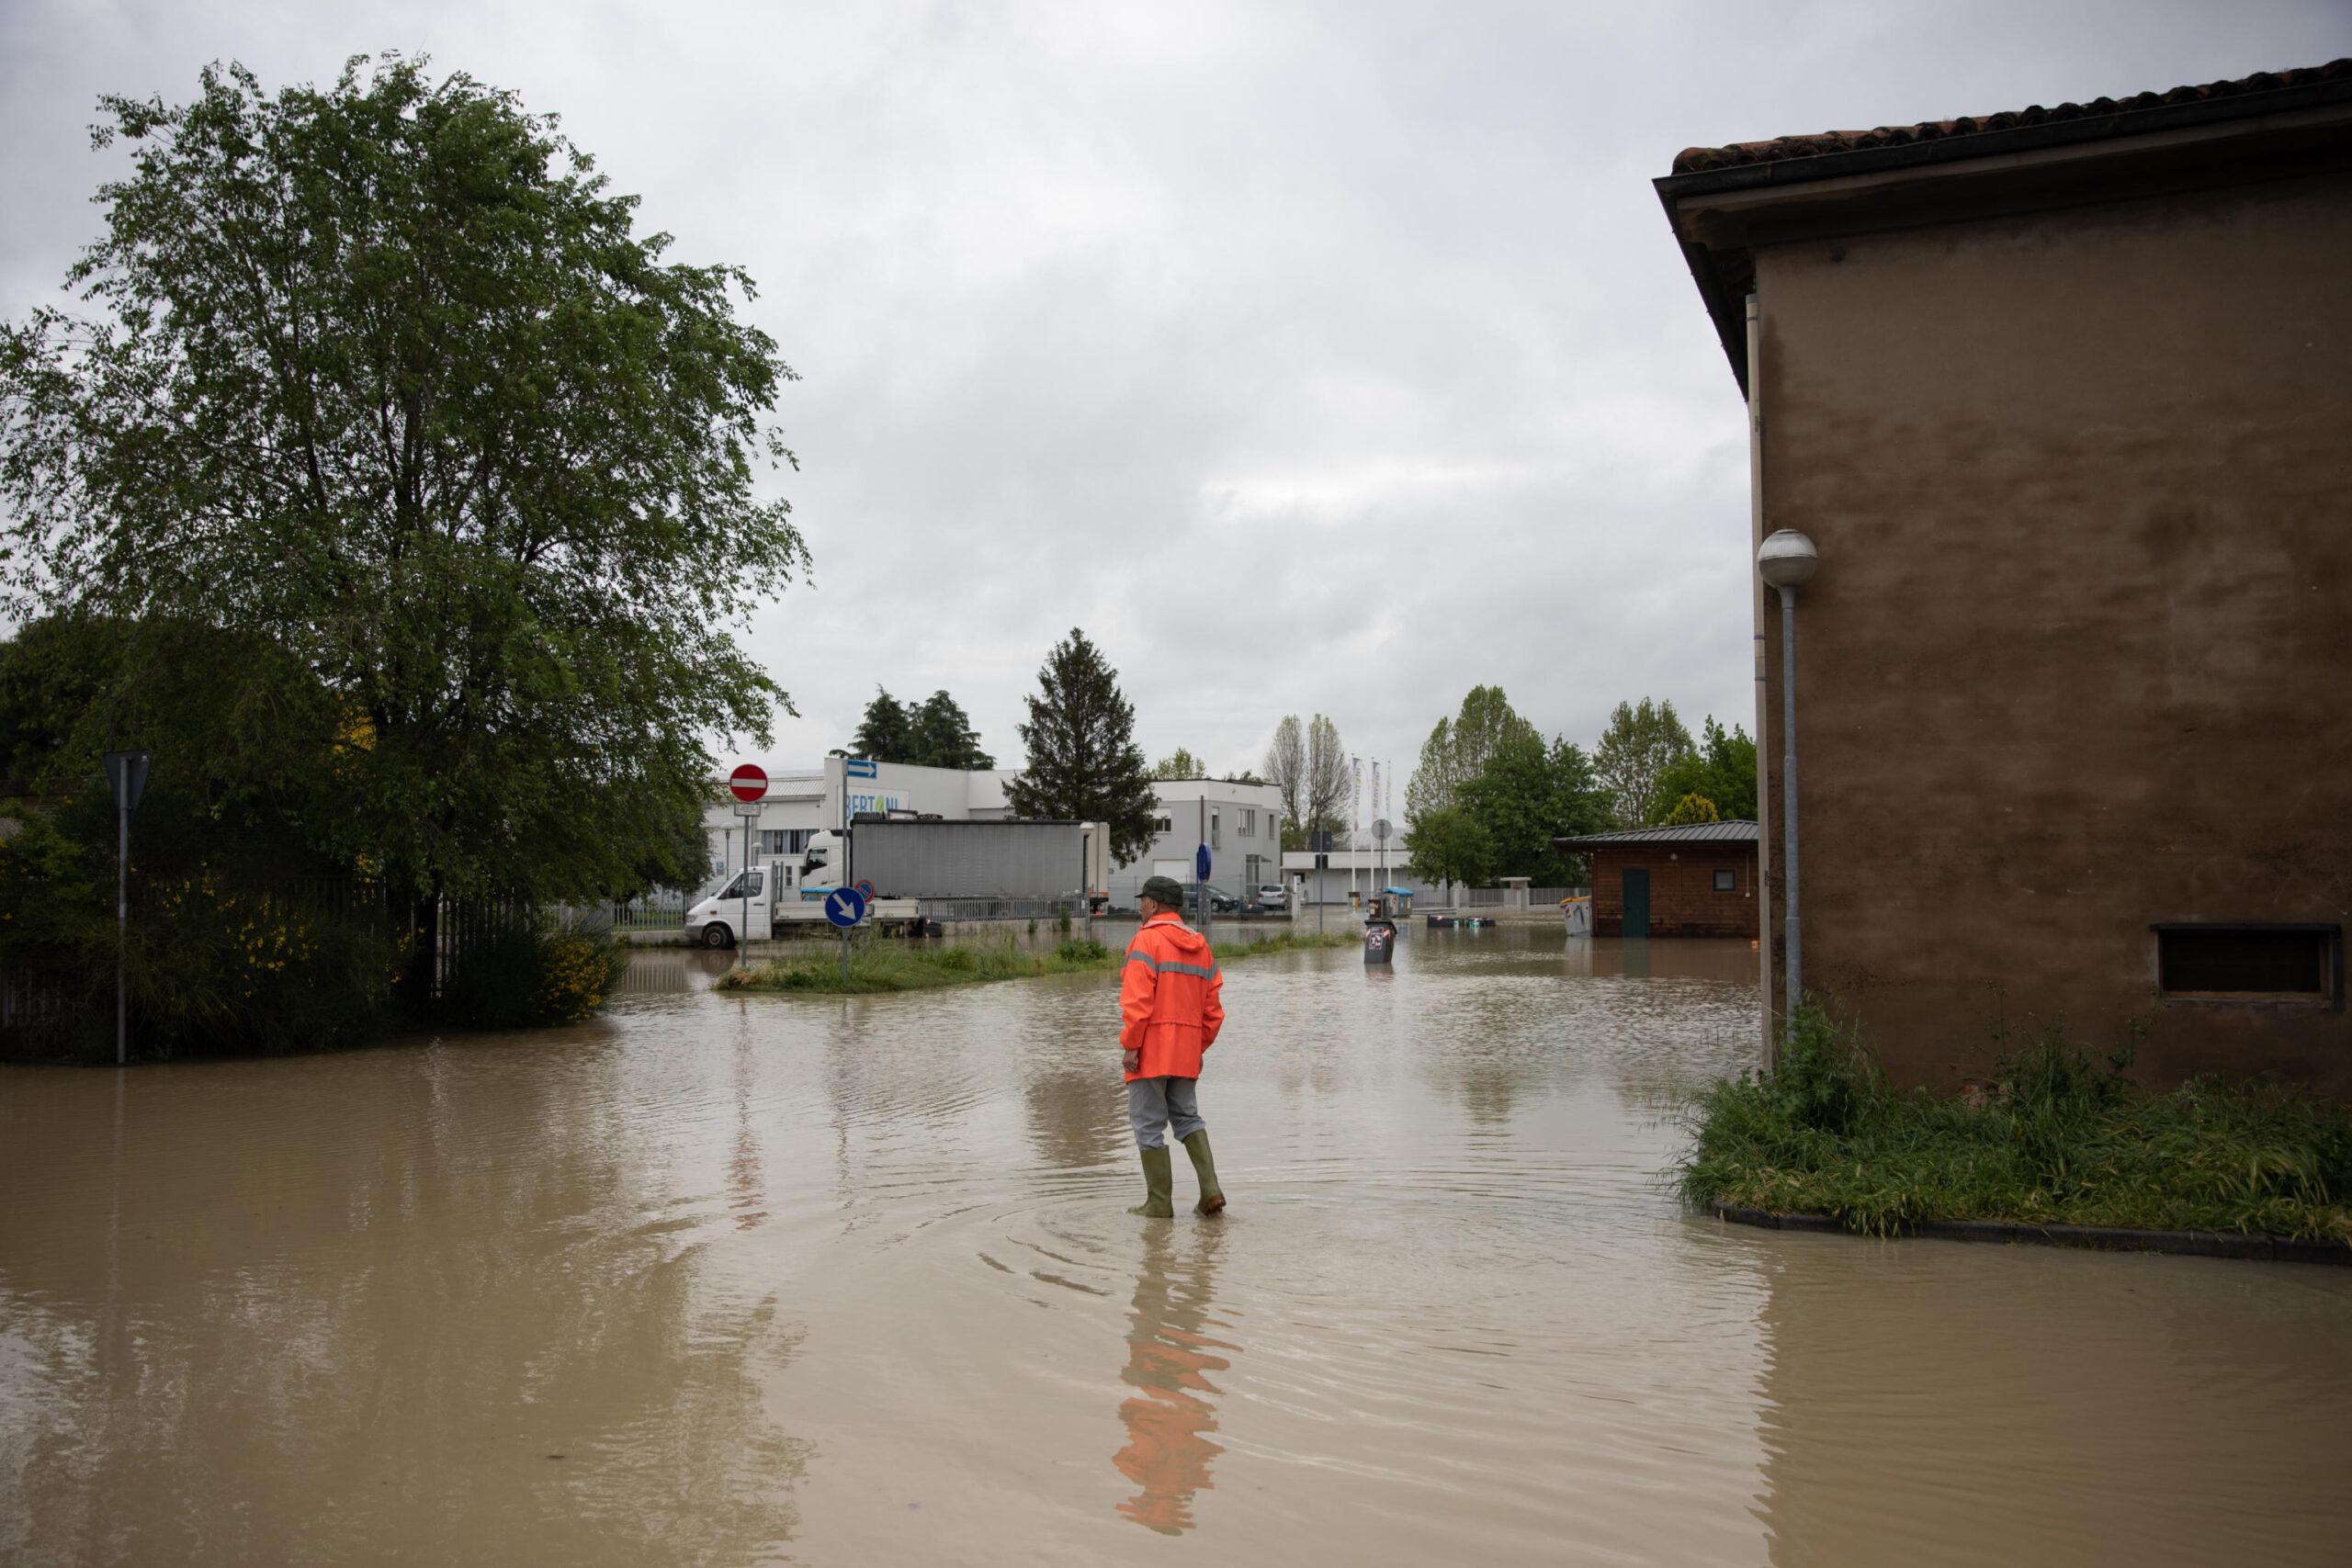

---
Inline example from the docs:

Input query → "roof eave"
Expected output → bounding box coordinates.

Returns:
[1656,73,2352,396]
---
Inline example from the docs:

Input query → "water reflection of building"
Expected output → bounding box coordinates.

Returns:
[1113,1225,1236,1535]
[1751,1235,2352,1565]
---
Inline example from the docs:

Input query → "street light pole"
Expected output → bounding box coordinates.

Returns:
[1757,531,1819,1040]
[1776,581,1803,1010]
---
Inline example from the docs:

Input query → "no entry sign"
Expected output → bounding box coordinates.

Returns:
[729,763,768,803]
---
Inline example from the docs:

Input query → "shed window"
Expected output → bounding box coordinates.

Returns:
[2154,925,2338,1001]
[1713,869,1736,892]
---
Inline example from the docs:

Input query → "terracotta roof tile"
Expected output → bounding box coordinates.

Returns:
[1670,59,2350,175]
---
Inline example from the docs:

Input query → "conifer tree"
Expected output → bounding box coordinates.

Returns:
[1006,628,1157,864]
[853,689,915,761]
[910,690,993,770]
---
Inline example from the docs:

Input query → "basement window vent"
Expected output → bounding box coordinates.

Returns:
[2154,924,2340,1002]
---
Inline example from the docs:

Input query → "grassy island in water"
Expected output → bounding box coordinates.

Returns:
[717,929,1361,997]
[1679,1010,2352,1247]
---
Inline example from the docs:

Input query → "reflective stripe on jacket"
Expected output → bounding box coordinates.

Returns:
[1120,914,1224,1081]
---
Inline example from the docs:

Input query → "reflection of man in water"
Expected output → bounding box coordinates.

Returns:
[1114,1224,1233,1535]
[1121,875,1227,1218]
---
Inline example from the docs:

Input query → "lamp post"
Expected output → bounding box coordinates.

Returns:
[1757,529,1818,1039]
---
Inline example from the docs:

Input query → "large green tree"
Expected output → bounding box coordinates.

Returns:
[1405,686,1607,886]
[1149,747,1205,780]
[1005,628,1157,864]
[1593,698,1695,828]
[0,57,803,916]
[1405,685,1539,823]
[1405,807,1493,888]
[1648,716,1758,825]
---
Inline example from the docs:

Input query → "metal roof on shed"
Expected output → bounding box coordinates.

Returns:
[1553,820,1759,850]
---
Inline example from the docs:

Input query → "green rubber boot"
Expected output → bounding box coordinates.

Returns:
[1182,1130,1227,1215]
[1129,1145,1175,1217]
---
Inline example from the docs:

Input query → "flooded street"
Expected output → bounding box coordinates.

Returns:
[4,928,2348,1565]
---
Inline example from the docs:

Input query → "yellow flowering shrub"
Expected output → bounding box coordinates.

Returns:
[536,933,622,1024]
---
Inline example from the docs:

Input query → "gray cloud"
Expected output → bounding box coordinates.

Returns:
[6,0,2344,797]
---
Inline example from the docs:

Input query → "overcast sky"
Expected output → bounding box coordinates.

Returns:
[5,1,2345,803]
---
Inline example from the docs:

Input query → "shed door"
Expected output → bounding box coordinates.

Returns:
[1622,869,1650,939]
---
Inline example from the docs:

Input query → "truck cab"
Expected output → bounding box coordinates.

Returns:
[684,830,917,946]
[687,863,796,948]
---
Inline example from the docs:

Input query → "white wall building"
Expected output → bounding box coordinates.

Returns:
[701,758,1017,885]
[1279,847,1447,908]
[1112,779,1288,908]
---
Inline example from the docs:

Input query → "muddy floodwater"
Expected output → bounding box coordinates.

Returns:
[5,928,2349,1565]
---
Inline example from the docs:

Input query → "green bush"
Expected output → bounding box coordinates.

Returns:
[1055,938,1111,964]
[437,909,629,1030]
[1679,1008,2352,1244]
[117,868,408,1059]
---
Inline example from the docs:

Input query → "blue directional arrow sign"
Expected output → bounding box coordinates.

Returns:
[1195,843,1212,881]
[823,887,867,929]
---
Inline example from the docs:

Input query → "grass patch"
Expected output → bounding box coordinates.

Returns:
[1677,1009,2352,1247]
[1218,930,1362,961]
[717,928,1359,997]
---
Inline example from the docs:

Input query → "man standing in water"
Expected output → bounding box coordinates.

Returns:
[1121,876,1227,1218]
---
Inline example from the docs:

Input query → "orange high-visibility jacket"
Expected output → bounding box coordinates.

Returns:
[1120,914,1224,1081]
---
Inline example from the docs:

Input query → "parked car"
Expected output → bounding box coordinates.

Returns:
[1168,882,1241,914]
[1254,884,1290,909]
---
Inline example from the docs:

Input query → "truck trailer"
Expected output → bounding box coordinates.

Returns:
[685,818,1102,946]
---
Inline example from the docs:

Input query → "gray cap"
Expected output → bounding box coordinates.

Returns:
[1140,874,1185,908]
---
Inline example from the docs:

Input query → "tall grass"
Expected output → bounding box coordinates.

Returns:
[1679,1009,2352,1245]
[718,928,1359,996]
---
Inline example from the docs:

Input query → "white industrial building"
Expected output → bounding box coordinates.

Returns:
[701,757,1017,883]
[1114,778,1289,909]
[1280,847,1447,908]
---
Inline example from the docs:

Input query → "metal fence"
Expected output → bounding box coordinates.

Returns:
[918,896,1088,924]
[609,890,691,931]
[1456,886,1579,907]
[0,963,83,1038]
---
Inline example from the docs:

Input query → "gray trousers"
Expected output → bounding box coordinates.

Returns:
[1126,1076,1205,1150]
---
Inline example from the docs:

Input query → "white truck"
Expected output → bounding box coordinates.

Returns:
[685,830,922,947]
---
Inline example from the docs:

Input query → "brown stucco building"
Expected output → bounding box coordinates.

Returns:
[1555,822,1759,939]
[1656,61,2352,1093]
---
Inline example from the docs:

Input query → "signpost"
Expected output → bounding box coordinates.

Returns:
[730,765,767,957]
[1310,829,1332,935]
[1196,796,1210,932]
[102,750,152,1066]
[824,886,867,985]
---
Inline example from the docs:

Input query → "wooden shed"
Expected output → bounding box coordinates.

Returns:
[1552,822,1759,939]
